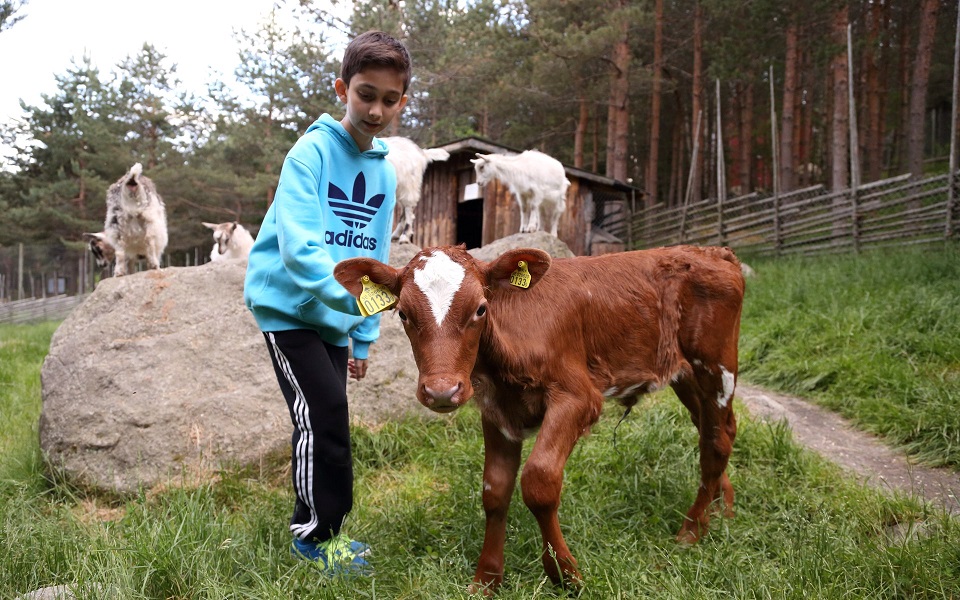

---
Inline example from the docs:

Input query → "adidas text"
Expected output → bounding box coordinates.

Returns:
[325,230,378,250]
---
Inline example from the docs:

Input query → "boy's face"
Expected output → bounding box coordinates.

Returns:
[335,67,408,151]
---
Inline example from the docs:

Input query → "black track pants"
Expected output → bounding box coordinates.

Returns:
[264,329,352,542]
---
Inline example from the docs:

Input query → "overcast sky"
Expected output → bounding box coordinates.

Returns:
[0,0,329,128]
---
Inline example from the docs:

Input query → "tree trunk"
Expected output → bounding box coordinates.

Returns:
[830,6,849,192]
[691,1,704,203]
[864,0,886,181]
[798,33,814,185]
[592,114,599,173]
[606,20,630,183]
[894,12,913,173]
[738,82,754,194]
[907,0,941,178]
[646,0,664,205]
[574,93,588,169]
[669,110,682,206]
[780,21,798,191]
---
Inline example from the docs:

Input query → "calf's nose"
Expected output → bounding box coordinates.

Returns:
[422,381,463,408]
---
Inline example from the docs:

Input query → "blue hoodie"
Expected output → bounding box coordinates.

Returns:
[243,114,396,360]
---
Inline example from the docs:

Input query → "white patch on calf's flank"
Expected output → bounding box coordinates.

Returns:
[717,365,735,408]
[414,251,465,326]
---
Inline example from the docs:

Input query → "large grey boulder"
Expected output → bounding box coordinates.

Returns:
[40,260,284,496]
[468,231,575,261]
[38,247,425,496]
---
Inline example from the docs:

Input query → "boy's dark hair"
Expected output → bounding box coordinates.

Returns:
[341,31,412,93]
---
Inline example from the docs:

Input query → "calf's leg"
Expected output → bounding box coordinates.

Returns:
[520,393,599,588]
[470,419,523,595]
[671,363,737,544]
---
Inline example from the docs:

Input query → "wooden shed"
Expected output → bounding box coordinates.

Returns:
[402,137,642,256]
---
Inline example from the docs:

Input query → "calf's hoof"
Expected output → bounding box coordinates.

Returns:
[676,520,706,546]
[467,579,499,597]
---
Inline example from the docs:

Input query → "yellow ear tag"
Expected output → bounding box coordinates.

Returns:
[509,260,531,289]
[358,275,398,317]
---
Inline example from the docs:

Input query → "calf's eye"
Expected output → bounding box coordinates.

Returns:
[475,304,487,318]
[398,310,407,322]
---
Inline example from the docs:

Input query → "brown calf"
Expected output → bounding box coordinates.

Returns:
[335,244,745,592]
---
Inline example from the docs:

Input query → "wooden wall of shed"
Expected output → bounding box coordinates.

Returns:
[400,151,589,255]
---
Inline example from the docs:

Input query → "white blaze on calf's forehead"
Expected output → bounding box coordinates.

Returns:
[413,251,466,326]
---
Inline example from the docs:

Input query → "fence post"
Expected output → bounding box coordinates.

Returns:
[715,79,727,246]
[948,2,960,240]
[769,66,782,256]
[949,171,957,240]
[17,243,24,300]
[848,24,861,254]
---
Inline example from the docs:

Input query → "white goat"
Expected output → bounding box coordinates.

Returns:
[203,221,255,262]
[381,136,450,244]
[103,163,168,276]
[471,150,571,237]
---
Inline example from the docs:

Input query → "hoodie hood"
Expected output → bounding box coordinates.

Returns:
[307,114,390,157]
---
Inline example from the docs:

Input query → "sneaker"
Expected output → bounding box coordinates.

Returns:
[291,534,372,576]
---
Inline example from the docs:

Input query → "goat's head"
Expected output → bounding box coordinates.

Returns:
[82,232,116,267]
[203,221,239,256]
[470,153,497,187]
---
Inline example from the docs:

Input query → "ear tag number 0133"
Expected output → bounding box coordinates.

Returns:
[509,261,531,289]
[358,275,398,317]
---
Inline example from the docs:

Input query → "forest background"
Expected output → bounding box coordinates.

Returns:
[0,0,955,279]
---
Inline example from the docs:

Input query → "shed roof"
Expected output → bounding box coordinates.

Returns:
[432,136,643,195]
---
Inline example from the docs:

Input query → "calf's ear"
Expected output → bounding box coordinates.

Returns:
[486,248,551,290]
[334,258,402,297]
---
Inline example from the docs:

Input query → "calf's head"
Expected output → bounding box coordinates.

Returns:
[335,245,551,413]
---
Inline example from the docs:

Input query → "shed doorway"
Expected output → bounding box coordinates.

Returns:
[456,198,484,249]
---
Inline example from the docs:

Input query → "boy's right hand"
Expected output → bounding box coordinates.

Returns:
[348,358,368,381]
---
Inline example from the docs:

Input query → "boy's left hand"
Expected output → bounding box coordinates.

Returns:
[349,358,368,381]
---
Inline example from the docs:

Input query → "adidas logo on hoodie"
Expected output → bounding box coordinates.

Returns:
[325,172,385,250]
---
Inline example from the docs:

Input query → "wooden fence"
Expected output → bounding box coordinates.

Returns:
[624,171,959,257]
[0,294,87,325]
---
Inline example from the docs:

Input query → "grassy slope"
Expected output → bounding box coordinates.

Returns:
[738,244,960,467]
[2,317,960,598]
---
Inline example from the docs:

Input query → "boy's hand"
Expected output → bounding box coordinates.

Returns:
[349,358,368,381]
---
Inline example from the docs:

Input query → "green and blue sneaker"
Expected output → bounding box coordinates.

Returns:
[291,534,372,577]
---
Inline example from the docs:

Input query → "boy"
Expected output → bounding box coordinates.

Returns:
[243,30,410,575]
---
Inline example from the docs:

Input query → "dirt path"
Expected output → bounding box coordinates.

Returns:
[736,384,960,515]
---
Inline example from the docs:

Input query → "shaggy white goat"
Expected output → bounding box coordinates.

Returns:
[82,232,116,269]
[103,163,168,276]
[381,136,450,244]
[471,150,570,237]
[203,221,255,262]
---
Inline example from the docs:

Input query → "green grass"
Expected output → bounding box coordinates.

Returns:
[739,244,960,467]
[2,320,960,598]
